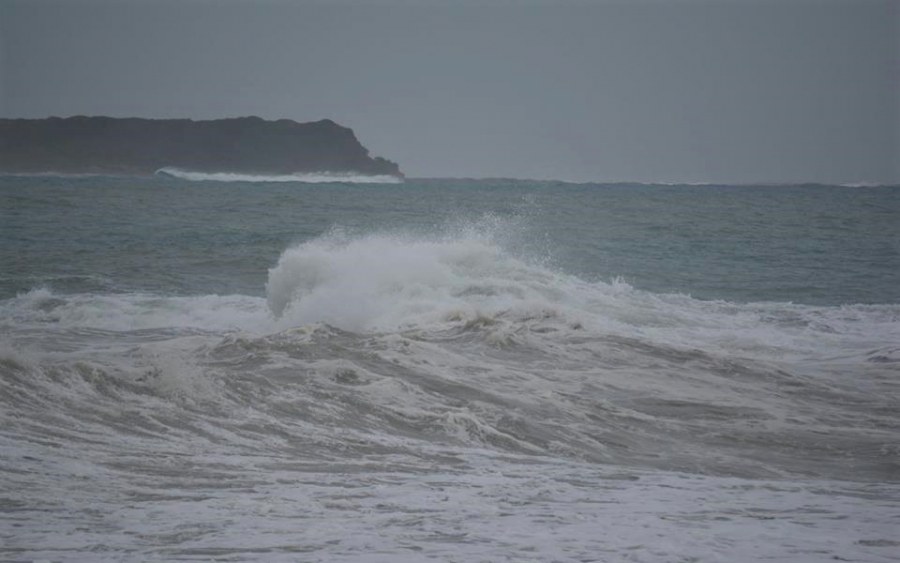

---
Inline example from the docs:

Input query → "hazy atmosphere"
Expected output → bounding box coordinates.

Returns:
[3,2,900,561]
[1,0,897,183]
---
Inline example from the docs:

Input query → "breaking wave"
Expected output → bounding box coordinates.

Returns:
[263,228,900,360]
[5,175,900,561]
[3,222,899,483]
[155,167,403,183]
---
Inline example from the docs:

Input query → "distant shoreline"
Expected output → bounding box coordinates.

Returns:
[0,116,403,178]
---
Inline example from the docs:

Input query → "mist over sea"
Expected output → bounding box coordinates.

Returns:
[2,174,899,561]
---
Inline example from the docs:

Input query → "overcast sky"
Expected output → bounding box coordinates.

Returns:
[1,0,897,183]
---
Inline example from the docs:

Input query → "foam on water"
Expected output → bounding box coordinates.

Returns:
[3,201,899,560]
[1,287,271,332]
[266,228,566,331]
[264,227,900,362]
[5,222,898,367]
[6,227,896,474]
[155,167,403,183]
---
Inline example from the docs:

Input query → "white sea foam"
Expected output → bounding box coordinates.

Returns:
[265,230,563,332]
[264,229,900,363]
[3,273,898,563]
[155,167,403,183]
[5,226,897,367]
[4,177,899,562]
[1,287,270,333]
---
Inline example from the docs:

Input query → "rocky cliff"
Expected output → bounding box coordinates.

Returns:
[0,116,402,177]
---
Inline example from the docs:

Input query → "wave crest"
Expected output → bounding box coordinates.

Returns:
[265,229,566,332]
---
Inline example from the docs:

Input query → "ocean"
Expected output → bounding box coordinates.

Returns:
[1,173,898,562]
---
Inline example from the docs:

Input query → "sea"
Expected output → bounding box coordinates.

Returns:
[1,172,898,562]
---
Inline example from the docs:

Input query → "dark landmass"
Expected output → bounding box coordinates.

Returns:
[0,116,402,177]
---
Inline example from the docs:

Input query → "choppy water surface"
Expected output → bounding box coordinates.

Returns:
[2,176,899,561]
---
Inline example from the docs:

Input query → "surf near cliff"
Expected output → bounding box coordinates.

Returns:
[0,115,402,179]
[155,168,403,184]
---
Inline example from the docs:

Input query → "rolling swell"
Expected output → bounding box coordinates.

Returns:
[2,231,898,483]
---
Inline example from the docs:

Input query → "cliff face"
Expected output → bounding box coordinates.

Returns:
[0,116,402,177]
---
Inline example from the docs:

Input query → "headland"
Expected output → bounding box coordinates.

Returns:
[0,116,401,177]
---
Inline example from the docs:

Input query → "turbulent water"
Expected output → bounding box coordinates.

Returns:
[2,175,899,562]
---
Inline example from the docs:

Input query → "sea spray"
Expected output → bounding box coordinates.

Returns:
[265,228,578,333]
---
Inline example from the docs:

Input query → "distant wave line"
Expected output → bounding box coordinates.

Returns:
[155,168,404,184]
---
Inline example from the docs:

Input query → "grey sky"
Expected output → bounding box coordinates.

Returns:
[1,0,897,183]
